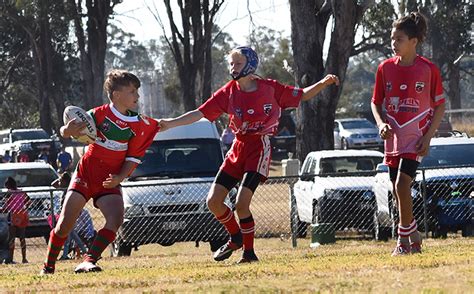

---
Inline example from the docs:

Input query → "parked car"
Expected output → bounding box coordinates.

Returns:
[0,162,61,240]
[112,119,232,256]
[292,150,389,240]
[334,118,383,150]
[374,136,474,238]
[270,110,297,155]
[0,128,61,166]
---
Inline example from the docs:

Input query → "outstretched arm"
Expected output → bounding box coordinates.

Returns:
[301,74,339,101]
[158,109,204,132]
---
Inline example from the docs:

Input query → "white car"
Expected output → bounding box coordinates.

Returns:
[374,136,474,238]
[334,118,383,150]
[292,149,390,240]
[0,162,60,240]
[113,119,232,256]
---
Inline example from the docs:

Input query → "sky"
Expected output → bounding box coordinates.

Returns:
[113,0,292,45]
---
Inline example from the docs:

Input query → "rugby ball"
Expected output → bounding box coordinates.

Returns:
[63,105,97,144]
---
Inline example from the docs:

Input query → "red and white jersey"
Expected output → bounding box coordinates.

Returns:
[199,79,303,139]
[372,55,445,156]
[86,104,160,164]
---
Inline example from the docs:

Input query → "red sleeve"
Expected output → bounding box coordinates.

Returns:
[430,64,445,106]
[198,82,231,122]
[371,64,385,105]
[268,79,303,109]
[126,116,160,164]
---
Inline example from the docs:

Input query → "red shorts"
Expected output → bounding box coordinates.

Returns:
[221,135,272,182]
[69,154,122,204]
[385,153,423,168]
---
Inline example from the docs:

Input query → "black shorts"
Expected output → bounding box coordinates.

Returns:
[389,158,419,181]
[214,170,261,193]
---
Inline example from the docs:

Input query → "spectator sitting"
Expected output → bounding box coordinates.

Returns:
[18,151,29,162]
[37,148,49,164]
[3,151,12,163]
[56,146,73,173]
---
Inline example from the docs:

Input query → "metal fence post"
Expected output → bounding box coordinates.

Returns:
[420,169,429,239]
[50,189,56,228]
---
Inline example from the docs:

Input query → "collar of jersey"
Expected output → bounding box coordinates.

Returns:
[110,104,139,122]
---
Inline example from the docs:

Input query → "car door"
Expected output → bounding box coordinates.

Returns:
[293,156,317,223]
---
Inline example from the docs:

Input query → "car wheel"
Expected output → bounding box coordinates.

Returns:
[461,223,472,237]
[290,195,308,238]
[432,225,448,239]
[209,239,228,252]
[341,138,349,150]
[158,241,175,247]
[110,240,132,257]
[373,212,391,242]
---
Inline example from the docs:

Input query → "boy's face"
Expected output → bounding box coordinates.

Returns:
[391,28,417,57]
[228,52,247,78]
[112,83,139,110]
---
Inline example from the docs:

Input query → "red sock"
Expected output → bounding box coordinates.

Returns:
[86,228,116,262]
[216,206,240,236]
[44,230,68,268]
[240,215,255,251]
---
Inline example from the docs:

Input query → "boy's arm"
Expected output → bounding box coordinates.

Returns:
[159,109,204,132]
[102,161,137,189]
[416,103,445,156]
[301,74,339,101]
[371,102,392,140]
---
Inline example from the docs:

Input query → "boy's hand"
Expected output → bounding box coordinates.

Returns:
[62,118,87,138]
[322,74,340,86]
[416,135,431,156]
[158,119,173,132]
[378,123,393,140]
[103,174,123,189]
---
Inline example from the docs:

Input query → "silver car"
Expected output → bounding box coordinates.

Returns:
[334,118,383,150]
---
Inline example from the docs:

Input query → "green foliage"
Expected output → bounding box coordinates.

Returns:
[249,26,295,85]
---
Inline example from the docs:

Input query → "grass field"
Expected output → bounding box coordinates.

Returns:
[0,236,472,292]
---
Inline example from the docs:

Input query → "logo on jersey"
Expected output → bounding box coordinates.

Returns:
[101,121,110,132]
[386,82,392,92]
[74,177,88,188]
[398,97,420,113]
[400,84,407,90]
[387,97,400,113]
[292,87,300,97]
[235,108,242,118]
[247,109,255,115]
[263,104,272,115]
[415,82,425,93]
[115,119,127,128]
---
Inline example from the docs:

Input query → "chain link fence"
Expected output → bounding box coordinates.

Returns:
[0,164,472,263]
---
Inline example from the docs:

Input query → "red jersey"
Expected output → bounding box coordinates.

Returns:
[198,79,303,139]
[371,55,445,156]
[87,104,160,164]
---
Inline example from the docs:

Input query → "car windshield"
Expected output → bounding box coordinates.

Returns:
[320,156,383,174]
[0,168,58,187]
[420,143,474,167]
[341,120,374,129]
[130,138,223,180]
[11,130,50,141]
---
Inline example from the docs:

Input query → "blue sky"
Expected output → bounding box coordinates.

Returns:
[113,0,291,45]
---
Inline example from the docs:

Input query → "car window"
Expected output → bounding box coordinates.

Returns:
[131,138,223,178]
[421,143,474,167]
[11,130,50,141]
[320,156,383,173]
[301,157,316,175]
[341,120,374,129]
[0,168,58,187]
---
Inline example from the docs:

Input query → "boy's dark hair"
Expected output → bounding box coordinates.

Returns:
[103,69,141,100]
[393,11,428,43]
[4,176,17,190]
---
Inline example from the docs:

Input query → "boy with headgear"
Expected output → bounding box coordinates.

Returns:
[159,46,339,263]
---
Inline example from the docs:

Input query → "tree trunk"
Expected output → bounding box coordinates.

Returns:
[290,0,372,162]
[69,0,114,109]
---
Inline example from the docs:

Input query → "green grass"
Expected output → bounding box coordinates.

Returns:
[1,237,473,292]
